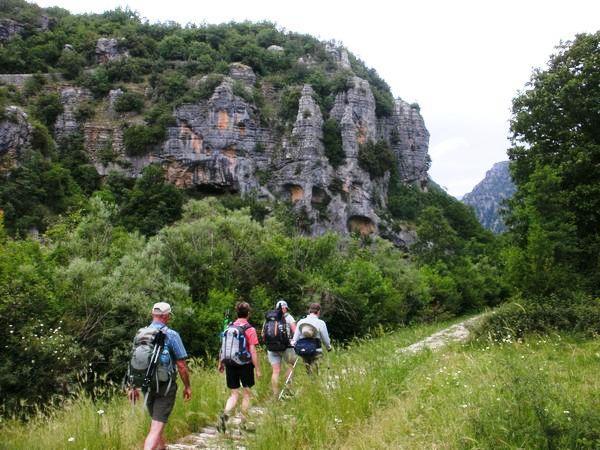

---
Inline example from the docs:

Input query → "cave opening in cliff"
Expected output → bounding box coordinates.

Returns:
[347,215,376,236]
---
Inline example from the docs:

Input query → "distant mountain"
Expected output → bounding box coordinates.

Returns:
[462,161,515,233]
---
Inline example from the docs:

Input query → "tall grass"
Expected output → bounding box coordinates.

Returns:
[0,320,454,450]
[248,321,453,449]
[339,335,600,449]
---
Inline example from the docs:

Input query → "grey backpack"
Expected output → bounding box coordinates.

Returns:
[221,323,252,366]
[127,326,174,394]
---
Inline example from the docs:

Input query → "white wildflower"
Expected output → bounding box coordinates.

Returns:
[563,410,570,415]
[68,437,75,442]
[97,409,105,415]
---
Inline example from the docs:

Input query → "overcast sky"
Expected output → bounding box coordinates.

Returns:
[34,0,600,196]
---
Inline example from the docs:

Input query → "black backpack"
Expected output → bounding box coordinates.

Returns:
[263,309,289,352]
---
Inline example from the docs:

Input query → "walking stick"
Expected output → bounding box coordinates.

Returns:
[278,357,299,401]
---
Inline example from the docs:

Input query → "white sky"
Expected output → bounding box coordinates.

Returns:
[34,0,600,196]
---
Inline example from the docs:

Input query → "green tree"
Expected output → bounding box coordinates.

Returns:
[119,164,183,235]
[322,118,345,167]
[507,31,600,294]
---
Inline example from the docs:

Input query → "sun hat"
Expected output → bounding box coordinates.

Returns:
[152,302,172,315]
[275,299,288,309]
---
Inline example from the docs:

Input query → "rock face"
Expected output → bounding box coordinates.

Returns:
[95,38,128,63]
[0,106,32,170]
[0,18,24,42]
[381,100,430,187]
[54,86,93,140]
[1,43,430,245]
[462,161,516,233]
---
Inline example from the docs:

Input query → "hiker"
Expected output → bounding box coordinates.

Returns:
[126,302,192,450]
[263,299,298,396]
[292,302,331,374]
[218,301,261,432]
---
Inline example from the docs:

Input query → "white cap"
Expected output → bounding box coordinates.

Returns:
[276,300,288,309]
[152,302,172,315]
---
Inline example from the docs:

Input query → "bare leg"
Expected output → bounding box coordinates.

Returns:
[271,362,281,395]
[224,388,239,415]
[144,420,166,450]
[241,387,252,417]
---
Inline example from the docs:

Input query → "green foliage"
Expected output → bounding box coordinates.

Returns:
[32,93,63,129]
[322,118,345,167]
[0,150,83,235]
[113,90,144,113]
[476,294,600,340]
[358,139,395,178]
[279,86,302,123]
[57,50,85,80]
[151,69,187,102]
[119,164,183,235]
[80,68,113,98]
[122,124,163,156]
[507,31,600,297]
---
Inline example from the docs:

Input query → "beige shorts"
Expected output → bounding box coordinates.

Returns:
[267,348,297,366]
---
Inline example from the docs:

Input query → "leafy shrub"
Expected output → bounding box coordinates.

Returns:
[280,86,302,123]
[372,87,395,117]
[57,49,86,80]
[151,70,187,102]
[123,124,164,156]
[80,67,113,98]
[114,90,144,113]
[322,118,344,167]
[476,294,600,340]
[74,100,96,122]
[32,93,63,129]
[358,140,395,178]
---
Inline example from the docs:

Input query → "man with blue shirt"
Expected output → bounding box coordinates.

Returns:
[128,302,192,450]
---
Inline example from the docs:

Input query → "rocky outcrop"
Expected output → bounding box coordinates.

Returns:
[462,161,516,233]
[95,38,128,64]
[228,63,256,86]
[54,86,93,139]
[0,18,24,42]
[0,106,32,170]
[379,99,430,187]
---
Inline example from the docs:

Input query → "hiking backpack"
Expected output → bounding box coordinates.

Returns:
[126,326,174,393]
[221,323,252,366]
[263,310,290,352]
[294,338,321,357]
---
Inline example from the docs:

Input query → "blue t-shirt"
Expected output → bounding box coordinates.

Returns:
[150,321,188,365]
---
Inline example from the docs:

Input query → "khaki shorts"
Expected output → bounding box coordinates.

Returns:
[267,348,297,366]
[146,382,177,423]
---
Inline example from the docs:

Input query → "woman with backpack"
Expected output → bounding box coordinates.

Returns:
[263,300,297,396]
[217,301,261,432]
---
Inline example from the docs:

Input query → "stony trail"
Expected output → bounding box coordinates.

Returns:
[166,315,484,450]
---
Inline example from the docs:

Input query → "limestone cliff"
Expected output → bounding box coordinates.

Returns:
[462,161,516,233]
[2,35,430,246]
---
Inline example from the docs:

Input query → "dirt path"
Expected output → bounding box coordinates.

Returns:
[167,314,485,450]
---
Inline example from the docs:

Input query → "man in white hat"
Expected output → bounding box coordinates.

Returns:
[265,300,297,396]
[128,302,192,450]
[292,303,331,374]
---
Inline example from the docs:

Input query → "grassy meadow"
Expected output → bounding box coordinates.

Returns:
[2,317,598,450]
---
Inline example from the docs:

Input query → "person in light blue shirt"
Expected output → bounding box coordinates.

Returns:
[127,302,192,450]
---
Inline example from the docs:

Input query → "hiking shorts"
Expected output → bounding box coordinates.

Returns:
[146,382,177,423]
[267,348,297,366]
[225,363,255,389]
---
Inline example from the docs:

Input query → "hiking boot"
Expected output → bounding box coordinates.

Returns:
[217,412,228,433]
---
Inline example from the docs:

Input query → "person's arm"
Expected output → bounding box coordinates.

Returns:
[249,343,261,377]
[288,315,297,335]
[320,323,331,351]
[292,320,301,344]
[176,359,192,401]
[169,331,192,400]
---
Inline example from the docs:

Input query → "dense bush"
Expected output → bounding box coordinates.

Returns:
[476,294,600,340]
[123,124,164,156]
[358,140,396,178]
[113,90,144,112]
[322,118,345,167]
[32,93,63,129]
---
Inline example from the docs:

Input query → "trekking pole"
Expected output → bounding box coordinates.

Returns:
[278,357,299,401]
